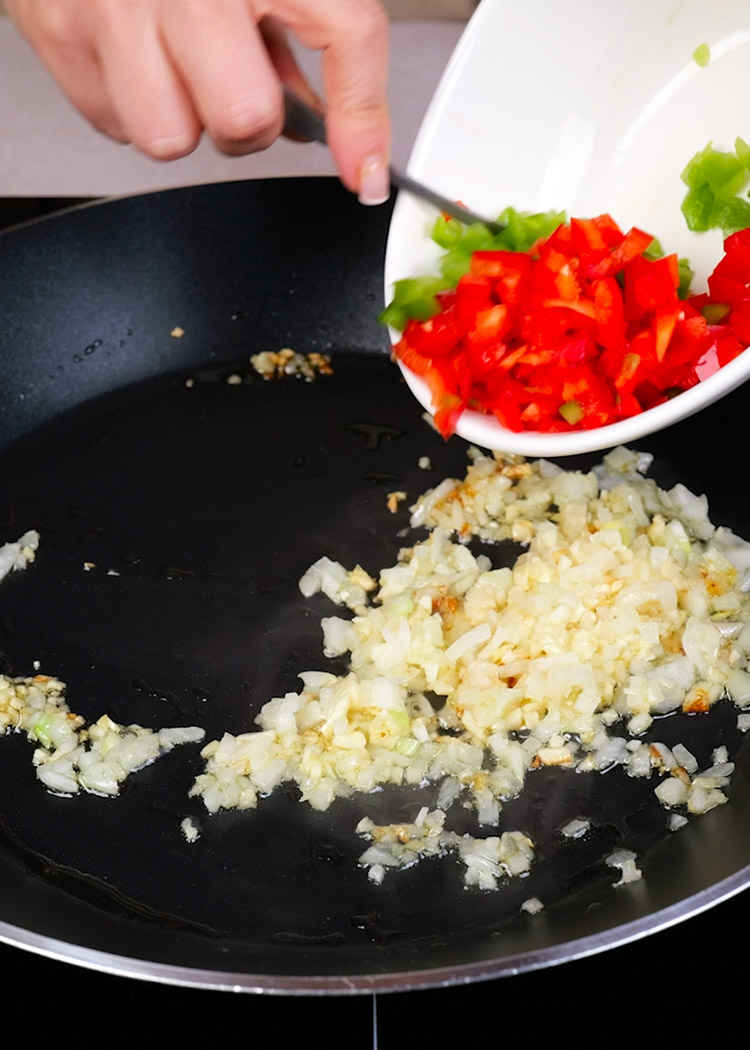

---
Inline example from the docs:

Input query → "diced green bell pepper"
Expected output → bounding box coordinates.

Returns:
[559,400,583,425]
[692,42,710,67]
[378,275,451,330]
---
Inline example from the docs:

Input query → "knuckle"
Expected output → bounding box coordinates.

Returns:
[328,2,389,123]
[342,95,389,124]
[331,82,389,131]
[21,0,141,49]
[29,0,81,49]
[210,94,281,150]
[96,0,142,19]
[346,0,389,44]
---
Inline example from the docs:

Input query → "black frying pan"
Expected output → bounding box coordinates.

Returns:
[0,178,749,993]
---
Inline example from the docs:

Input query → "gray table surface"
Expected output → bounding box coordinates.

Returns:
[0,18,464,197]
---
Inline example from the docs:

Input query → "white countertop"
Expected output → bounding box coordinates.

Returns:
[0,19,463,197]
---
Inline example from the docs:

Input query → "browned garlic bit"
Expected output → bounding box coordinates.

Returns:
[386,491,408,513]
[355,808,534,890]
[250,348,333,381]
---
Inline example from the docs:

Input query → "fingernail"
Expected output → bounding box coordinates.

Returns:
[144,132,197,162]
[358,154,390,206]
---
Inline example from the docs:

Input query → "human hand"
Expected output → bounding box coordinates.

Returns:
[6,0,391,203]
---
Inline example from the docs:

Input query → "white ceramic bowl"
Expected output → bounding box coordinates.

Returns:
[384,0,750,457]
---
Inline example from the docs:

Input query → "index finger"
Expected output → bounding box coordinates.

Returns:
[260,0,391,202]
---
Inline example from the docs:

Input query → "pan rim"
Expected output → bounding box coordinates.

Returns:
[2,862,749,994]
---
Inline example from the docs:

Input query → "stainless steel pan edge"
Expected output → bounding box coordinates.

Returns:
[2,860,750,994]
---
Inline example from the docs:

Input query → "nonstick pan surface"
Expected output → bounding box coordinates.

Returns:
[0,178,749,993]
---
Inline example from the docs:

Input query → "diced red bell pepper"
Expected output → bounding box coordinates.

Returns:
[394,210,747,439]
[716,332,746,366]
[586,226,654,279]
[724,228,750,253]
[624,255,679,317]
[591,277,625,352]
[591,213,625,245]
[727,300,750,344]
[466,304,510,346]
[653,306,682,362]
[433,392,465,436]
[571,217,609,254]
[401,307,460,358]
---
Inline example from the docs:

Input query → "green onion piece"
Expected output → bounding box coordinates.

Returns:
[559,400,583,425]
[692,42,710,67]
